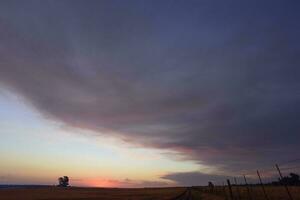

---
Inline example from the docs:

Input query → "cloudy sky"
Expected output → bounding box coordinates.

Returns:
[0,0,300,187]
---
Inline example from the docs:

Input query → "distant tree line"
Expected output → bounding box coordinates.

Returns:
[272,173,300,186]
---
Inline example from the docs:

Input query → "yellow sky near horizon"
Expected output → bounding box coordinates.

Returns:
[0,89,201,187]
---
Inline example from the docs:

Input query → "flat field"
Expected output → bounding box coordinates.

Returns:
[0,186,299,200]
[196,185,300,200]
[0,187,186,200]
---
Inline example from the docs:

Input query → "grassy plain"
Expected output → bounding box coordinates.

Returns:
[1,186,300,200]
[197,185,300,200]
[0,187,185,200]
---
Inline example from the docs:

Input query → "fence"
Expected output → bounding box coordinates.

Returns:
[198,159,300,200]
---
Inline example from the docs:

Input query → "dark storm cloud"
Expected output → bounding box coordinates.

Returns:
[0,0,300,182]
[161,171,231,186]
[161,170,286,186]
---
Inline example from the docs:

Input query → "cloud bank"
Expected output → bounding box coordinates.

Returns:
[0,0,300,182]
[161,171,230,186]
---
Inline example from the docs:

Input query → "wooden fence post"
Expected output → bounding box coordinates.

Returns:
[234,177,241,200]
[223,182,228,200]
[243,175,252,200]
[257,170,269,200]
[275,164,294,200]
[227,179,234,200]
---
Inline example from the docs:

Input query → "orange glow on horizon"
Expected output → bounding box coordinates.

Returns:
[80,178,122,188]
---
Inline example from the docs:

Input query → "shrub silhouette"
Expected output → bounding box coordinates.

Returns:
[279,173,300,186]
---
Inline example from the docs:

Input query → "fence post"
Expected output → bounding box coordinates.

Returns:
[227,179,234,200]
[275,164,294,200]
[223,182,228,200]
[243,175,253,200]
[234,177,241,200]
[257,170,269,200]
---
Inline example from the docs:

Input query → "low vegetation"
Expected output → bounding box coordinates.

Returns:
[0,186,300,199]
[0,187,186,200]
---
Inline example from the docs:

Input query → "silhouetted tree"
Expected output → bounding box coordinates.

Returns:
[278,173,300,186]
[58,176,69,187]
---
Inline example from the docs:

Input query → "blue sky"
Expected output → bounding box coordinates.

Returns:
[0,88,200,186]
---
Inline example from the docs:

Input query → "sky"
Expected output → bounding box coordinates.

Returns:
[0,0,300,187]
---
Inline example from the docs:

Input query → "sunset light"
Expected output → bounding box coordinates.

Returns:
[0,1,299,200]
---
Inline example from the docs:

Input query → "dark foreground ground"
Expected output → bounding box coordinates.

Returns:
[0,186,300,200]
[0,187,188,200]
